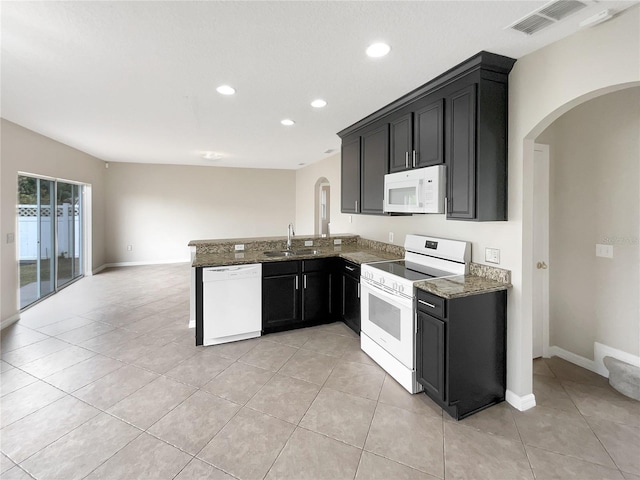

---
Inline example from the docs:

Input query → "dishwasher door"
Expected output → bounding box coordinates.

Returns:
[202,263,262,346]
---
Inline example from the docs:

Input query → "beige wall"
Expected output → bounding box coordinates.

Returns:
[1,119,106,323]
[538,88,640,359]
[104,162,296,264]
[296,6,640,404]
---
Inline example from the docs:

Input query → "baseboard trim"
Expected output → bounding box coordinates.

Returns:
[505,390,536,411]
[101,259,190,269]
[594,342,640,378]
[92,264,108,275]
[1,313,21,330]
[548,345,600,375]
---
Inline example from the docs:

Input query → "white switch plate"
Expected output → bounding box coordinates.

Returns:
[126,245,132,251]
[235,244,245,251]
[485,248,500,264]
[334,239,342,245]
[389,232,394,243]
[596,244,613,258]
[234,252,245,259]
[304,240,313,246]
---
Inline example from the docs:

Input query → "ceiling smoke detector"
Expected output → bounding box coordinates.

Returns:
[507,0,588,35]
[202,151,222,160]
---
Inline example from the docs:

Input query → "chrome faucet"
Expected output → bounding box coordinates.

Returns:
[287,223,295,250]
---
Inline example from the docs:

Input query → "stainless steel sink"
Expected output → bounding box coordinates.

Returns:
[294,249,321,255]
[263,250,296,257]
[263,249,322,257]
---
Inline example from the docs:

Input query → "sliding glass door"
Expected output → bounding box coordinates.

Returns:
[56,181,83,288]
[18,175,84,309]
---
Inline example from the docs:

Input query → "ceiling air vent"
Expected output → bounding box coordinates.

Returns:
[507,0,589,35]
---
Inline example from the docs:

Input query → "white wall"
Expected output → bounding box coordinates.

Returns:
[1,119,106,324]
[104,162,296,264]
[538,88,640,359]
[296,5,640,405]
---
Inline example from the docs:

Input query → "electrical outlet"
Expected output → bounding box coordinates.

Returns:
[334,239,342,245]
[6,233,14,244]
[596,244,613,258]
[234,252,245,259]
[304,240,313,247]
[235,244,245,251]
[389,232,394,243]
[348,215,352,223]
[485,248,500,264]
[126,245,132,251]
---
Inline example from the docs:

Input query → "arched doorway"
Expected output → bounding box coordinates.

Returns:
[314,177,330,236]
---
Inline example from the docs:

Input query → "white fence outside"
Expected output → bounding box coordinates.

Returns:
[18,204,80,261]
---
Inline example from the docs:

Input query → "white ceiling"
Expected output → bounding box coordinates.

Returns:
[1,1,637,170]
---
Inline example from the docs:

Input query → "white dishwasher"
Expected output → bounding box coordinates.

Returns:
[202,263,262,346]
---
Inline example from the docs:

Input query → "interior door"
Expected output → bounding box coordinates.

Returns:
[532,144,550,358]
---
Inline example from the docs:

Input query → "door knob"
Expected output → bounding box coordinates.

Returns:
[536,262,548,270]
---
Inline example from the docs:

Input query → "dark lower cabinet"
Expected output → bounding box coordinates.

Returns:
[416,311,445,402]
[340,260,360,335]
[416,288,507,420]
[262,259,335,334]
[262,261,301,332]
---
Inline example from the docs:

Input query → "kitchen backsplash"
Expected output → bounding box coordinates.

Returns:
[469,263,511,284]
[356,237,405,257]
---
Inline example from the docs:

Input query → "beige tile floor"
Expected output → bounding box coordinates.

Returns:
[1,263,639,479]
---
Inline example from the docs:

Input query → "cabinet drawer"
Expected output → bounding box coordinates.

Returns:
[417,290,446,319]
[302,258,332,273]
[342,260,360,278]
[263,260,298,277]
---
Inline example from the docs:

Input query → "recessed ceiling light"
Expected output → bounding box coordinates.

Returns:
[216,85,236,95]
[202,151,222,160]
[281,119,295,126]
[366,42,391,58]
[311,99,327,108]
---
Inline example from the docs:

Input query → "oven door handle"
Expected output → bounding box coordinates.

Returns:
[361,279,412,306]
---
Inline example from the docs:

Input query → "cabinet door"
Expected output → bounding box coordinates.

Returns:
[446,84,476,219]
[414,99,444,168]
[302,270,331,323]
[341,273,360,335]
[263,273,300,330]
[341,137,361,213]
[389,113,413,173]
[417,310,446,403]
[360,125,389,215]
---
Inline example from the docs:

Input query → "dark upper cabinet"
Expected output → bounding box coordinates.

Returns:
[389,113,413,173]
[414,98,444,168]
[341,137,360,213]
[360,124,389,215]
[446,84,476,220]
[389,99,444,173]
[338,51,514,221]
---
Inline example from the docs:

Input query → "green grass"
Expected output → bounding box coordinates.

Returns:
[20,257,80,287]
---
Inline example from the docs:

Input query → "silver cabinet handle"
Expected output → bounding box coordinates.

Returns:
[405,151,409,168]
[418,299,436,308]
[295,276,299,290]
[355,200,358,212]
[412,150,417,167]
[303,274,307,289]
[345,266,355,271]
[357,283,361,298]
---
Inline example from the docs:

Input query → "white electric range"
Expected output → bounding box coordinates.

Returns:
[360,234,471,393]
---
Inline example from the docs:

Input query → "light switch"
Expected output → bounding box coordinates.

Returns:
[485,248,500,264]
[334,239,342,245]
[235,244,245,251]
[304,240,313,247]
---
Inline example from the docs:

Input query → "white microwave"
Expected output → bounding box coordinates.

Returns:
[383,165,446,214]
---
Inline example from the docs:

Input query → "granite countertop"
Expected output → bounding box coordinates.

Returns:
[415,274,511,299]
[192,245,402,268]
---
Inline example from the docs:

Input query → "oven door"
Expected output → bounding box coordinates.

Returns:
[360,280,414,368]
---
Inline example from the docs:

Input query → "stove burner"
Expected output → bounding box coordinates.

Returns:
[365,260,455,282]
